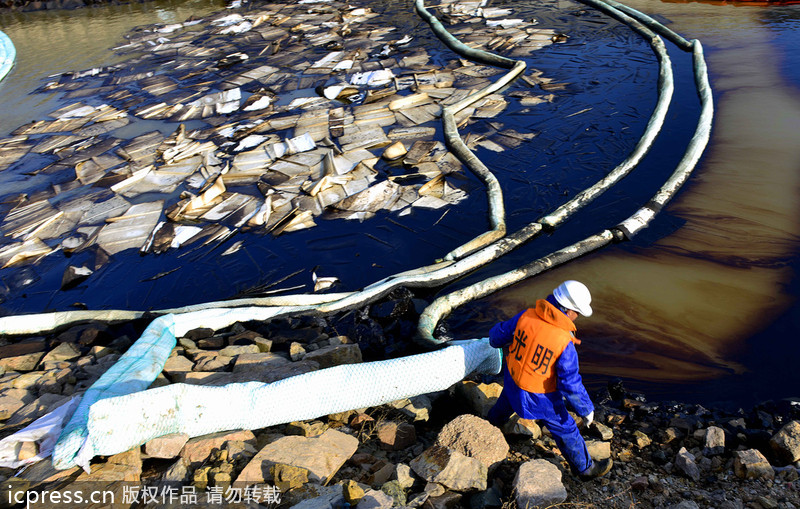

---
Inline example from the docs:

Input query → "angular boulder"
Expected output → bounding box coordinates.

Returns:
[377,421,417,451]
[733,449,775,480]
[675,447,701,481]
[410,445,487,492]
[503,415,541,438]
[0,352,44,373]
[303,344,362,368]
[41,342,81,364]
[145,433,190,459]
[389,395,432,422]
[514,459,567,509]
[770,420,800,465]
[292,484,345,509]
[586,440,612,461]
[236,429,358,485]
[0,389,35,421]
[435,414,508,470]
[232,352,289,373]
[76,448,142,482]
[180,430,256,464]
[704,426,726,456]
[358,489,394,509]
[162,355,194,383]
[455,381,501,417]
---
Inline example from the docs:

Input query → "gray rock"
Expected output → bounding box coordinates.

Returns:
[231,352,290,373]
[435,414,508,470]
[469,481,503,509]
[633,430,651,449]
[0,352,44,373]
[514,459,567,509]
[9,372,44,390]
[406,492,429,508]
[197,336,225,349]
[255,337,273,352]
[424,482,446,497]
[185,328,214,341]
[236,429,358,484]
[357,489,394,509]
[422,492,462,509]
[394,463,415,489]
[381,480,406,506]
[675,447,701,481]
[503,415,542,438]
[770,420,800,465]
[733,449,775,480]
[285,420,328,437]
[75,448,142,482]
[389,395,432,421]
[410,445,487,492]
[293,484,345,509]
[586,440,612,461]
[6,393,69,425]
[454,381,501,418]
[0,388,35,421]
[162,355,194,383]
[369,461,395,488]
[591,421,614,441]
[377,421,417,451]
[41,343,81,364]
[161,457,190,483]
[193,355,233,372]
[704,426,726,455]
[224,440,258,464]
[178,338,197,350]
[218,344,260,357]
[180,429,256,464]
[303,343,362,368]
[667,502,700,509]
[145,433,190,459]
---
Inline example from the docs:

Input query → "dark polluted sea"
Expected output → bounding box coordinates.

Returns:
[0,0,799,409]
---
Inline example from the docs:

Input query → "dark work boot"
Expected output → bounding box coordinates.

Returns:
[579,458,613,481]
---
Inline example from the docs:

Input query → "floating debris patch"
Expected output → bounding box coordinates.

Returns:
[0,0,562,277]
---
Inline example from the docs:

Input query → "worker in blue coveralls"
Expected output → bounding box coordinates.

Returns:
[487,280,612,481]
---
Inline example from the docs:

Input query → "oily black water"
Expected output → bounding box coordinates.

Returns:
[1,0,799,409]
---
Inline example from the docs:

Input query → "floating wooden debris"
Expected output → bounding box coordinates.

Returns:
[350,69,395,86]
[333,180,402,215]
[403,140,439,166]
[313,271,339,292]
[0,238,52,268]
[96,201,164,255]
[61,265,93,290]
[0,0,569,268]
[188,88,241,116]
[382,141,407,161]
[338,127,391,152]
[79,196,131,226]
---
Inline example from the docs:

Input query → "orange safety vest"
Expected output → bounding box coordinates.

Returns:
[506,299,578,394]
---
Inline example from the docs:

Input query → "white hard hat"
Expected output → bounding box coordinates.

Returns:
[553,280,593,317]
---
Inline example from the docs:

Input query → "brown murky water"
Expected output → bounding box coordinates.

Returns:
[0,0,225,135]
[479,0,800,404]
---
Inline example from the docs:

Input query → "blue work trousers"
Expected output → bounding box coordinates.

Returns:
[488,386,593,474]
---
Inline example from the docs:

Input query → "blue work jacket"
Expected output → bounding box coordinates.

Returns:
[490,309,594,421]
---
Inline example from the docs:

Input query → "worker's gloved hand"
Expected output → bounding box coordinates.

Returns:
[583,411,594,426]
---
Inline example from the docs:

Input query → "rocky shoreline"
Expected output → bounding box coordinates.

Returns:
[0,290,799,508]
